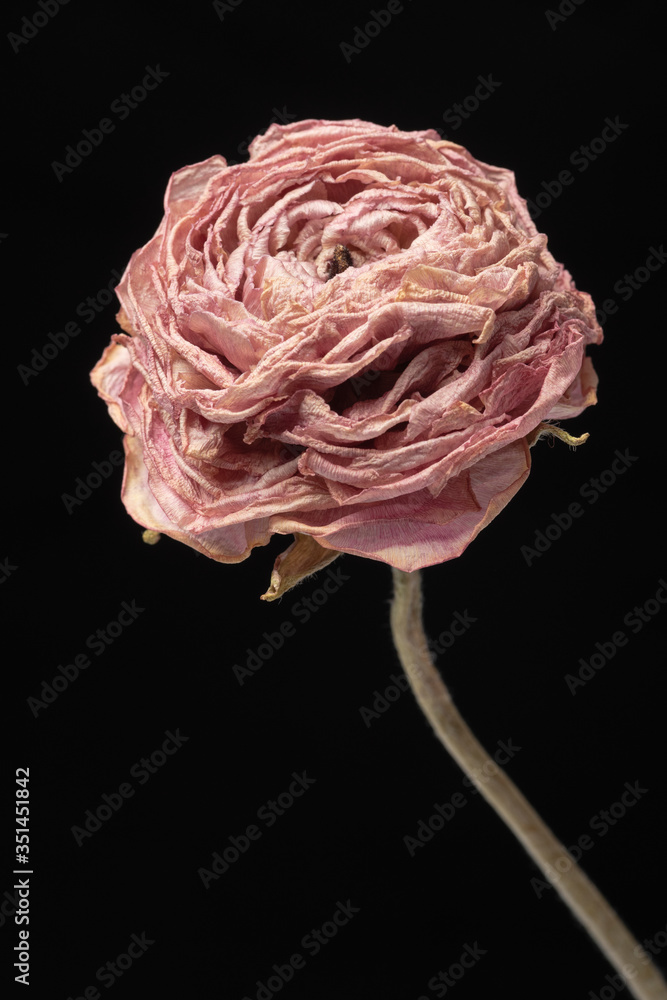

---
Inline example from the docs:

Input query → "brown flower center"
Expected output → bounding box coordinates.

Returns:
[326,244,353,281]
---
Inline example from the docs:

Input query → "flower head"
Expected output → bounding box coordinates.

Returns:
[91,118,601,594]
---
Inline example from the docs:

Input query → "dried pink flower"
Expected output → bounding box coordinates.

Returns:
[91,118,601,592]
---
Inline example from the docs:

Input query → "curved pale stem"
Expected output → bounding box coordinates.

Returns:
[390,567,667,1000]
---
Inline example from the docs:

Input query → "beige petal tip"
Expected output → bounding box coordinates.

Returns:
[526,422,590,449]
[261,533,341,601]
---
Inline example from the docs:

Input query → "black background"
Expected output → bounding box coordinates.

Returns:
[4,1,666,998]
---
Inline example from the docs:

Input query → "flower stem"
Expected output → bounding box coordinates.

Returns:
[389,567,667,1000]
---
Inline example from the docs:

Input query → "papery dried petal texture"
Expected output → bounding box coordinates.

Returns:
[91,119,602,573]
